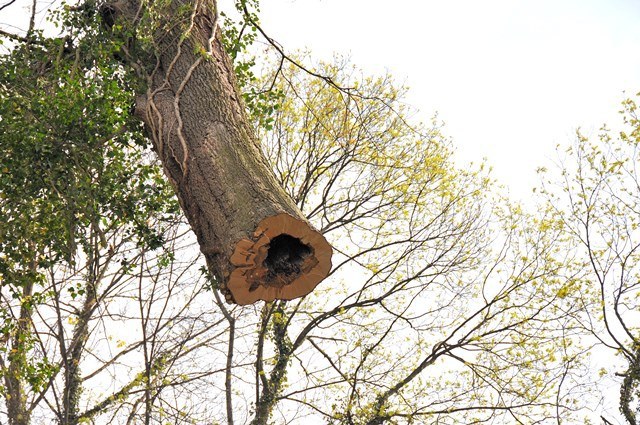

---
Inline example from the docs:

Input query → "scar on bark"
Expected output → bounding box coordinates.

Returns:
[223,213,332,305]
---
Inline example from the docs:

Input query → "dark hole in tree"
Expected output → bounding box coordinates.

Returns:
[264,234,313,281]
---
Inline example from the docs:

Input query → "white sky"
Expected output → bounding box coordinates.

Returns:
[248,0,640,198]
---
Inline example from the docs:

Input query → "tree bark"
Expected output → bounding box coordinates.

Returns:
[61,281,98,425]
[112,0,331,304]
[620,345,640,425]
[5,282,32,425]
[4,255,36,425]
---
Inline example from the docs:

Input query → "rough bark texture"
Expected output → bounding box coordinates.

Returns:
[111,0,331,304]
[620,345,640,425]
[5,282,32,425]
[62,283,98,425]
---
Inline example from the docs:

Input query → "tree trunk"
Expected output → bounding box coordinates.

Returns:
[62,281,98,425]
[620,346,640,425]
[112,0,331,305]
[4,281,33,425]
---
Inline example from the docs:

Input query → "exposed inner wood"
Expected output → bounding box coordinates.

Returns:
[226,213,332,305]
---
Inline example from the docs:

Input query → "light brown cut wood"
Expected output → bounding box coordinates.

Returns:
[226,213,332,305]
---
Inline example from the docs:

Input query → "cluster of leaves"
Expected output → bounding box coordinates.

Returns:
[0,5,177,398]
[219,0,284,131]
[258,58,482,272]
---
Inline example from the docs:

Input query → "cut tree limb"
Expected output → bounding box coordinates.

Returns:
[229,213,332,305]
[111,0,332,304]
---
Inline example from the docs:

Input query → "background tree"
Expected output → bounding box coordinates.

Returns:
[211,56,594,425]
[541,94,640,424]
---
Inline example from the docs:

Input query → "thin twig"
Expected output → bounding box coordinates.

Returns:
[0,0,17,13]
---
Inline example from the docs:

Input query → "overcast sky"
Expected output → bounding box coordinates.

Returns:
[244,0,640,198]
